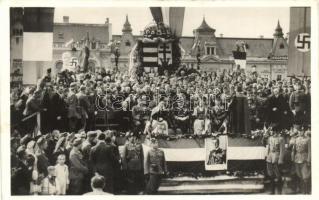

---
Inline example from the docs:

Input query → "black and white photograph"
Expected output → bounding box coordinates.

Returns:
[3,1,317,196]
[205,136,227,170]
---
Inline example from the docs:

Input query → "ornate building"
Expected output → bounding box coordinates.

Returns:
[10,12,289,85]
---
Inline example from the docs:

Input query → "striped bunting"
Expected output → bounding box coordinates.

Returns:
[142,42,158,67]
[118,136,266,172]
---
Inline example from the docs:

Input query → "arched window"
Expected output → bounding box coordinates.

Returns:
[279,43,285,49]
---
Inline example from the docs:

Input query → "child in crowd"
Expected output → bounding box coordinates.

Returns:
[55,154,69,195]
[41,166,61,195]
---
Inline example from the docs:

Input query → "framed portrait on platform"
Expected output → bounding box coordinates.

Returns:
[205,135,227,170]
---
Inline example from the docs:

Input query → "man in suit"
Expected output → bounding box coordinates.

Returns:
[69,138,88,195]
[50,85,67,132]
[144,138,167,194]
[90,133,117,194]
[266,87,287,130]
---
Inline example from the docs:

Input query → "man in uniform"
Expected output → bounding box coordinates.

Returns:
[144,138,167,194]
[69,138,88,195]
[289,82,308,127]
[291,129,311,194]
[81,131,97,193]
[66,82,80,132]
[265,129,285,194]
[122,134,144,194]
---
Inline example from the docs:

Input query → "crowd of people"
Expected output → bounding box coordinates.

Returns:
[10,64,311,195]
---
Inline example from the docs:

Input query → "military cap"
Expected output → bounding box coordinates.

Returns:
[87,131,97,138]
[72,138,82,147]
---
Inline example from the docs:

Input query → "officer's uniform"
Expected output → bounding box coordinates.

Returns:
[122,140,144,194]
[266,133,285,194]
[144,148,167,194]
[292,134,311,194]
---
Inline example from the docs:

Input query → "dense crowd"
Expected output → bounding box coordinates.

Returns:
[10,64,311,195]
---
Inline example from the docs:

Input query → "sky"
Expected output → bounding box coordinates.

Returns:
[54,7,290,38]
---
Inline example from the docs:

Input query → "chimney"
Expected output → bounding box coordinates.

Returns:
[259,35,264,39]
[105,18,109,24]
[219,33,223,38]
[63,16,69,23]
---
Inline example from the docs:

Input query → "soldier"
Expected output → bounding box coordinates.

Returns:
[291,129,311,194]
[289,82,308,126]
[66,82,80,132]
[81,131,97,193]
[144,138,167,194]
[265,129,285,194]
[69,138,88,195]
[122,134,144,194]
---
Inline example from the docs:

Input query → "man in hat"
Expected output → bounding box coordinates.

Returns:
[289,82,308,126]
[36,136,50,177]
[81,131,97,193]
[11,147,33,195]
[67,82,81,132]
[77,85,90,131]
[90,132,117,194]
[145,138,167,194]
[69,138,88,195]
[50,85,68,132]
[23,89,42,135]
[291,129,311,194]
[122,134,144,194]
[265,130,285,194]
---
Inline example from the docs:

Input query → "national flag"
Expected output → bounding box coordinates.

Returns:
[149,7,185,37]
[23,8,54,61]
[287,7,311,76]
[142,42,158,67]
[232,51,247,69]
[158,43,172,66]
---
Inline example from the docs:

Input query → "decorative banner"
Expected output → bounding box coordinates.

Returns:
[158,43,172,66]
[149,7,185,37]
[23,8,54,61]
[287,7,311,76]
[169,7,185,37]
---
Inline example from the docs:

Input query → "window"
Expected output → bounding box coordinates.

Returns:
[206,47,210,55]
[15,37,19,44]
[58,33,64,39]
[125,40,131,46]
[279,43,285,49]
[205,46,216,55]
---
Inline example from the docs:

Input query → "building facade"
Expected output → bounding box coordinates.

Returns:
[10,10,289,86]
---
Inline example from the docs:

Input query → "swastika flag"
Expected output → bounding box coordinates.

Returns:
[287,7,311,76]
